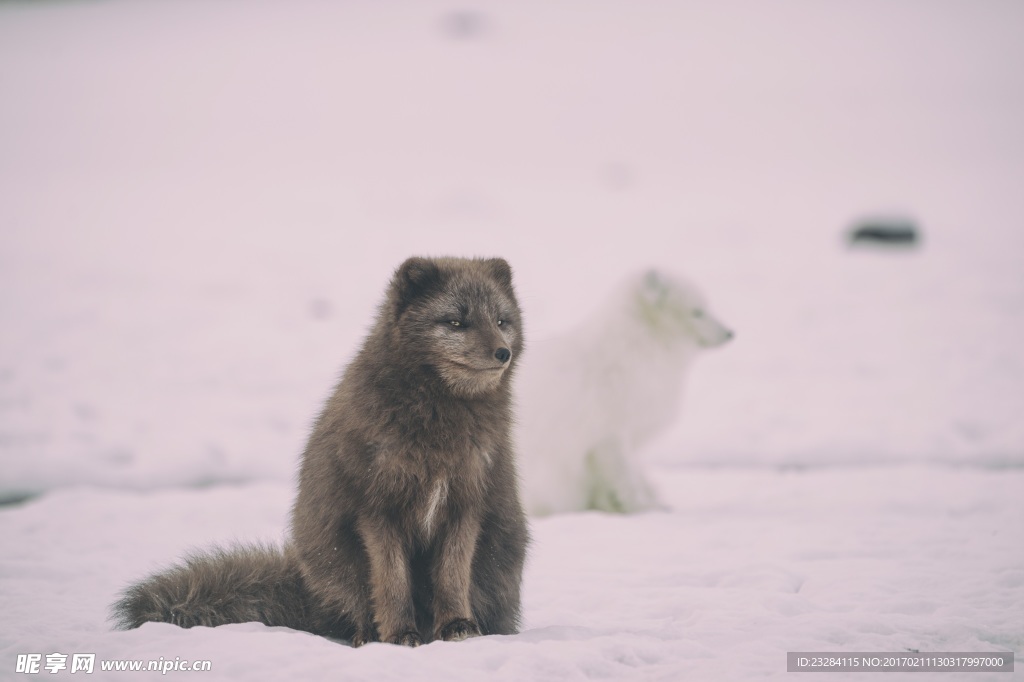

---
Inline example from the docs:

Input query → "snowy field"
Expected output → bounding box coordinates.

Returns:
[2,469,1021,680]
[1,0,1022,679]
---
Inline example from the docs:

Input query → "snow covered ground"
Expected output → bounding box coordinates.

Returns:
[1,0,1022,679]
[2,468,1021,680]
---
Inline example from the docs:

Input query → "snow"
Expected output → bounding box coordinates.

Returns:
[1,0,1022,679]
[2,469,1021,680]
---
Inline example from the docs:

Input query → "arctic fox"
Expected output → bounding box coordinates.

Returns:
[516,269,732,515]
[112,257,529,646]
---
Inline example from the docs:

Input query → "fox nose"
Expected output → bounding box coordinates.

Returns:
[494,347,511,364]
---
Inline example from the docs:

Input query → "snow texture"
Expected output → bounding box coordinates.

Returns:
[1,0,1022,679]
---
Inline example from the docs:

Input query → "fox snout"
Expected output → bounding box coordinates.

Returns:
[697,320,734,348]
[474,324,513,367]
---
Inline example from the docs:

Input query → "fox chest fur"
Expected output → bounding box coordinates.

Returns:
[361,402,503,543]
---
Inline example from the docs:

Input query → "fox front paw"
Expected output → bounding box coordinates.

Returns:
[386,631,423,647]
[437,618,481,642]
[350,626,379,648]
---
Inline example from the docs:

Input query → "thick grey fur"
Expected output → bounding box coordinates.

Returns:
[112,256,529,646]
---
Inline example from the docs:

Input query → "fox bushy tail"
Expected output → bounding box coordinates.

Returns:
[111,544,352,638]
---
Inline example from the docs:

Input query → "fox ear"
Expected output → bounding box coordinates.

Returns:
[392,257,442,313]
[484,258,514,292]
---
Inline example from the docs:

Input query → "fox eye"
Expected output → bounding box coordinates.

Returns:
[497,319,505,326]
[448,320,462,327]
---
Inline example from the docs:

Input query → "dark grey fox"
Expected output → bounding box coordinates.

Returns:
[112,257,529,646]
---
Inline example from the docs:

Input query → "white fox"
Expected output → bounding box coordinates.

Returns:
[517,269,732,515]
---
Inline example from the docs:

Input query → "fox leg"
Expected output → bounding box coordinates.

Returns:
[358,518,421,646]
[430,516,482,641]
